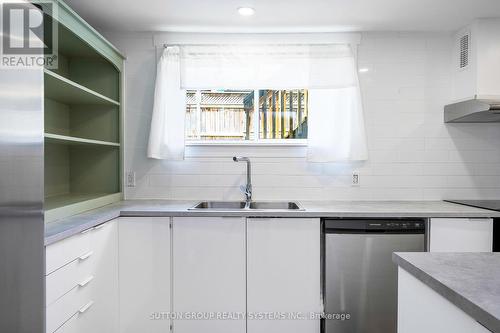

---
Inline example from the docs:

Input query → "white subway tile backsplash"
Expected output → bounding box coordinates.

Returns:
[110,31,500,201]
[424,138,454,150]
[423,188,500,200]
[398,86,426,100]
[472,164,500,176]
[398,150,426,163]
[370,138,425,151]
[422,150,450,163]
[252,175,325,188]
[449,150,500,164]
[252,162,323,175]
[166,187,226,201]
[446,176,500,188]
[370,188,424,200]
[422,164,472,176]
[369,150,400,163]
[252,187,325,201]
[322,187,373,201]
[371,164,423,176]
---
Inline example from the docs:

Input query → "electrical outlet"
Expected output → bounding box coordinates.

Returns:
[352,172,360,186]
[126,171,136,187]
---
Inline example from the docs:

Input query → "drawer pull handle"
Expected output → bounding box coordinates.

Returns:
[78,251,93,261]
[93,223,106,230]
[78,275,94,287]
[80,228,93,234]
[79,301,94,314]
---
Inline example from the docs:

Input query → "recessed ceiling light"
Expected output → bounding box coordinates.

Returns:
[238,7,255,16]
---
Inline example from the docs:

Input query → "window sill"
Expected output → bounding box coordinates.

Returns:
[186,140,307,147]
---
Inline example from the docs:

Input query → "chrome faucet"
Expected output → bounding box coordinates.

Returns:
[233,156,252,206]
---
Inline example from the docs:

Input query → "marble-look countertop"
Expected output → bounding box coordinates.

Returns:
[45,200,500,245]
[393,252,500,333]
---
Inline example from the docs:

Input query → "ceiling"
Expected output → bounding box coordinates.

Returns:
[64,0,500,33]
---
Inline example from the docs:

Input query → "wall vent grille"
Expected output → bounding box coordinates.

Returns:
[459,33,470,69]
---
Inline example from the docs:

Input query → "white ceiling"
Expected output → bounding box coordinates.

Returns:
[65,0,500,32]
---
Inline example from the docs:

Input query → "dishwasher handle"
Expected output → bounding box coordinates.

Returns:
[324,219,425,234]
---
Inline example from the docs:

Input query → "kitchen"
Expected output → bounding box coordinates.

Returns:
[1,0,500,333]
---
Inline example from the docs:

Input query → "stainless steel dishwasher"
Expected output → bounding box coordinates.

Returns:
[323,219,425,333]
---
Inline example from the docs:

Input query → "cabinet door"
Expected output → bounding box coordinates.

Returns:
[398,267,490,333]
[430,218,493,252]
[118,217,171,333]
[173,217,246,333]
[247,218,321,333]
[80,221,119,333]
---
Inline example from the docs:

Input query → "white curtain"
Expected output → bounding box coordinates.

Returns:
[180,44,357,90]
[147,43,367,162]
[307,87,368,162]
[147,46,186,160]
[307,45,367,162]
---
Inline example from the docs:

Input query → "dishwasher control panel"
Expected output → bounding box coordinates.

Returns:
[368,221,424,230]
[324,219,426,233]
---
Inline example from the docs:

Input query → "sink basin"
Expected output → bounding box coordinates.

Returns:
[249,201,303,210]
[189,201,303,210]
[190,201,247,210]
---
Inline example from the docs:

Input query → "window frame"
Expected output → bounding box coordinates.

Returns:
[185,89,308,146]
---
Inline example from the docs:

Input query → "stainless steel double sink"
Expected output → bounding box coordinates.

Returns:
[189,201,303,211]
[192,157,305,211]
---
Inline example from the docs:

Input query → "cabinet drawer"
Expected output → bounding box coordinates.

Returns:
[53,304,94,333]
[46,230,92,275]
[54,312,78,333]
[53,312,77,333]
[46,250,95,306]
[46,275,95,333]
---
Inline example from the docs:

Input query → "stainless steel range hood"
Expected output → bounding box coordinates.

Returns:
[445,97,500,123]
[444,19,500,123]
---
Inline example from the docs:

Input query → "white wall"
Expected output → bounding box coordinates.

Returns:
[106,31,500,201]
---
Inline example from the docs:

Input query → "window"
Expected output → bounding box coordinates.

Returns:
[185,89,308,142]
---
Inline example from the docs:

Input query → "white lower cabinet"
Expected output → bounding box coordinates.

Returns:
[118,217,171,333]
[47,216,321,333]
[45,220,118,333]
[171,217,320,333]
[172,217,246,333]
[247,218,321,333]
[430,218,493,252]
[398,267,489,333]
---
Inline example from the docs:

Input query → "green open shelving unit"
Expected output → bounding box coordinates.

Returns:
[43,0,125,223]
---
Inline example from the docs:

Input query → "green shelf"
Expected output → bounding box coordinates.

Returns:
[44,69,120,106]
[45,192,122,222]
[44,133,120,147]
[45,192,117,210]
